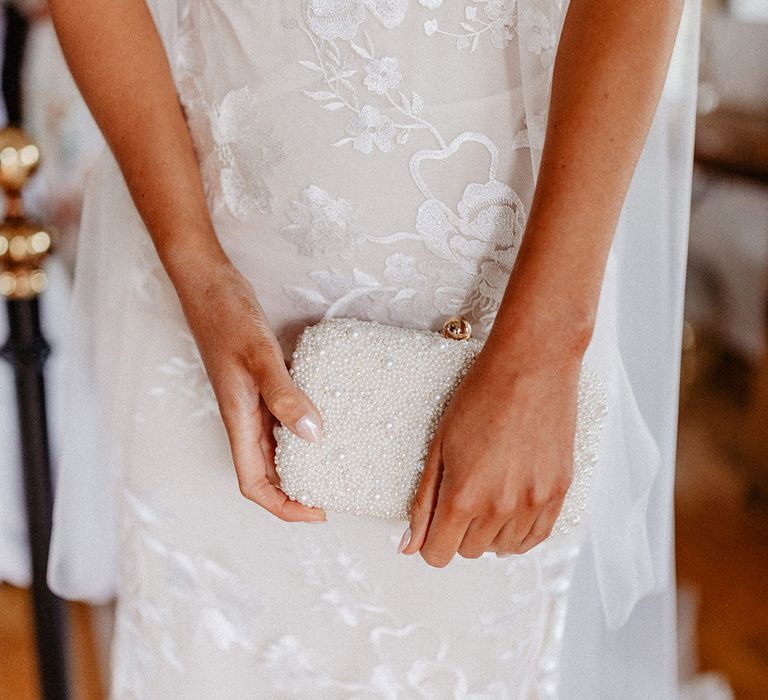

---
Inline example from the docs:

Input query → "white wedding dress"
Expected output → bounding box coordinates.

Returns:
[46,1,702,697]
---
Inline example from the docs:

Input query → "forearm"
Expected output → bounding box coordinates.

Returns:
[48,0,229,287]
[486,0,684,366]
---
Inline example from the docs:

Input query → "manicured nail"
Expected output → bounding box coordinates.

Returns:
[294,414,322,443]
[397,526,411,554]
[496,552,514,558]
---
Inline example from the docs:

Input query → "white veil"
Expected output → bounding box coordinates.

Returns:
[544,1,700,696]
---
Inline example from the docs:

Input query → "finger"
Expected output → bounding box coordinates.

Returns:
[222,380,326,522]
[400,438,443,555]
[515,496,566,554]
[259,410,279,486]
[261,435,279,486]
[240,443,327,522]
[251,347,324,444]
[489,506,538,556]
[418,493,474,568]
[457,517,505,559]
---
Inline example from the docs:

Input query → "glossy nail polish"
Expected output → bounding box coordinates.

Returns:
[294,414,322,443]
[397,526,411,554]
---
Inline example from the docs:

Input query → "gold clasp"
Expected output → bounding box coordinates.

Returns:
[442,316,472,340]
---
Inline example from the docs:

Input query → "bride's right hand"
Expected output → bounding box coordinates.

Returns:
[175,261,327,523]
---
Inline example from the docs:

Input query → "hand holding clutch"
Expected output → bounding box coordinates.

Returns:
[400,323,605,565]
[275,317,607,564]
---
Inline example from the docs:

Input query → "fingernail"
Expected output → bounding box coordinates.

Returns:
[397,526,411,554]
[496,552,514,558]
[294,414,322,443]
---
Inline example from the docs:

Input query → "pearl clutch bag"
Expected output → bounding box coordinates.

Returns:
[274,317,608,537]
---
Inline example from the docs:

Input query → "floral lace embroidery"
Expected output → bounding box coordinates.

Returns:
[290,8,530,335]
[136,330,219,424]
[421,0,556,58]
[111,489,268,698]
[305,0,410,41]
[282,185,367,257]
[299,22,438,153]
[110,4,604,697]
[281,132,526,335]
[176,8,286,220]
[209,87,286,219]
[424,1,517,50]
[113,482,582,698]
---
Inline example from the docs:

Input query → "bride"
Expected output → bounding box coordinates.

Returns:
[46,0,700,697]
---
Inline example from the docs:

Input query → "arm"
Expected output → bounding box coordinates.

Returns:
[403,0,684,563]
[49,0,327,522]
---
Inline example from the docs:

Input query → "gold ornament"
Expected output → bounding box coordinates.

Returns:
[0,127,55,300]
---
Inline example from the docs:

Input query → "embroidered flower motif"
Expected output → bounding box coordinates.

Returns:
[414,178,526,329]
[305,0,366,41]
[281,185,366,257]
[111,489,268,695]
[382,253,467,323]
[140,331,219,422]
[485,1,516,50]
[364,56,403,95]
[304,0,408,40]
[424,0,517,51]
[518,7,555,55]
[261,635,320,684]
[362,0,409,29]
[368,623,472,697]
[210,87,286,219]
[284,266,384,319]
[344,105,397,153]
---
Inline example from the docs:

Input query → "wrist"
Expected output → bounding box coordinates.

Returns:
[482,303,594,373]
[158,232,234,294]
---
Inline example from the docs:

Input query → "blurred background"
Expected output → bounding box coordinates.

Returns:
[0,0,766,698]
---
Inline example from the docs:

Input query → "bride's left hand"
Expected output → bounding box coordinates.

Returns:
[399,347,583,565]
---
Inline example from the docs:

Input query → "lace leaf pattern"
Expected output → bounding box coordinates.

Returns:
[111,489,268,698]
[135,329,220,424]
[113,483,583,698]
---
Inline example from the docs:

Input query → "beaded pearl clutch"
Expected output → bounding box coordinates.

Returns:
[274,317,608,537]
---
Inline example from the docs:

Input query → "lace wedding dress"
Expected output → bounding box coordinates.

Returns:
[46,1,703,697]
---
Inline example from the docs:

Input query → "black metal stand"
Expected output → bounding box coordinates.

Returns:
[1,298,70,700]
[2,4,28,127]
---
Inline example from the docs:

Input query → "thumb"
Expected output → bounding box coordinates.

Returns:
[256,353,323,443]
